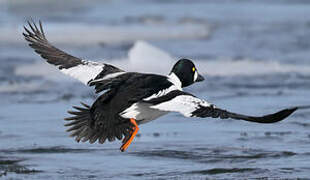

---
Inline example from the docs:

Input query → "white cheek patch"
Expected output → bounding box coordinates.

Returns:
[194,71,198,82]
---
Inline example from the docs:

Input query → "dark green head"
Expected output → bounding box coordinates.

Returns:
[170,58,204,87]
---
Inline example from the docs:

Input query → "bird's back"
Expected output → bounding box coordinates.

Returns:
[90,72,173,122]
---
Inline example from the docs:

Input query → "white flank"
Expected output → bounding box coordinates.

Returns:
[60,61,104,85]
[151,95,211,117]
[120,103,168,122]
[120,103,140,119]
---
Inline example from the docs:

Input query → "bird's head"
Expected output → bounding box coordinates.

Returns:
[170,58,204,88]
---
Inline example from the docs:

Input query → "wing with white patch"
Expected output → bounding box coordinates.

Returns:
[145,91,211,117]
[23,20,124,85]
[146,90,301,123]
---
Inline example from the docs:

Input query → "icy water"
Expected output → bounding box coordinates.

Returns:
[1,0,310,179]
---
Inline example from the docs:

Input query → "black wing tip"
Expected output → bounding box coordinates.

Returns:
[213,106,301,124]
[295,105,310,110]
[262,105,310,123]
[273,105,310,122]
[274,107,298,122]
[23,19,46,41]
[249,107,299,124]
[276,105,310,122]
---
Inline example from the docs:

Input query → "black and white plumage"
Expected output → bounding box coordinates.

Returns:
[23,21,309,150]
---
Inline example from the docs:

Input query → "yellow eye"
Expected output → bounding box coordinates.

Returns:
[192,67,196,72]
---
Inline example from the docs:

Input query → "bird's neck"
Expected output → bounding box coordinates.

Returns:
[168,72,182,90]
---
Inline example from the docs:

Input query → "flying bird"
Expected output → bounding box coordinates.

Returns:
[23,21,310,152]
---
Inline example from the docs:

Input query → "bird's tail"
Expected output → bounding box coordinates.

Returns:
[64,102,96,143]
[65,102,134,145]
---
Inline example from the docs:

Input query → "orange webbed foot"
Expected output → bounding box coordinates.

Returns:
[120,118,139,152]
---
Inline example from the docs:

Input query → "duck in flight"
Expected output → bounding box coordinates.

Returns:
[23,21,310,152]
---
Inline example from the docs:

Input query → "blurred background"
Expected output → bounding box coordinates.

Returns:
[1,0,310,179]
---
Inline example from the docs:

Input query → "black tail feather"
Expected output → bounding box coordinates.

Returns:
[65,102,132,144]
[65,102,100,143]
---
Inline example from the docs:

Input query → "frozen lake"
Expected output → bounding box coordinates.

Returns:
[1,0,310,179]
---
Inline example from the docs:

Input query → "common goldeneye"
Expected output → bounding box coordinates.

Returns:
[23,21,309,152]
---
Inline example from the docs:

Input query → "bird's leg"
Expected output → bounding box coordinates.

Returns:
[120,118,139,152]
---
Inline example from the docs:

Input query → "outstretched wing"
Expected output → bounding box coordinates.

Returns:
[144,90,306,123]
[23,20,124,86]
